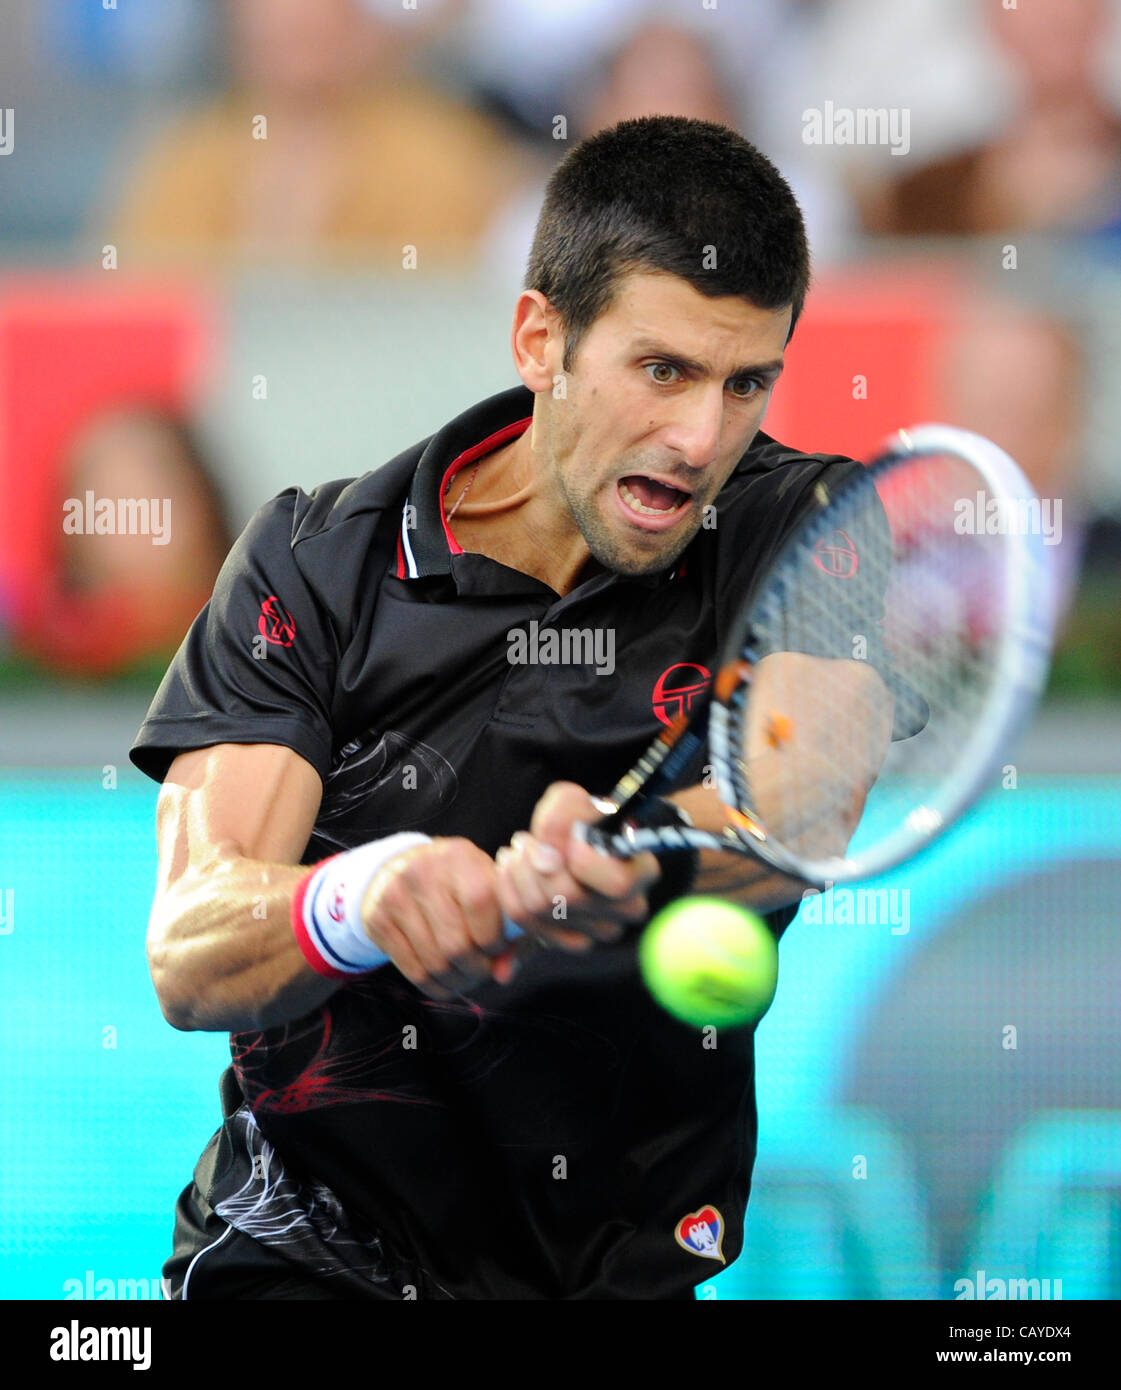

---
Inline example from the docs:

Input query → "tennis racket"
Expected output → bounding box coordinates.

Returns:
[572,423,1055,889]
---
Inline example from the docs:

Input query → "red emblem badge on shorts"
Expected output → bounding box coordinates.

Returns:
[258,595,296,647]
[675,1206,725,1263]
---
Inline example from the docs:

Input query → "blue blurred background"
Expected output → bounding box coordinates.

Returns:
[2,769,1118,1300]
[1,0,1119,1301]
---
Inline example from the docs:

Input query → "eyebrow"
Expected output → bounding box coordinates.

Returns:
[631,340,785,381]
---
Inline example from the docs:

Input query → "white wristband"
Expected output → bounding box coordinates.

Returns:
[293,833,433,977]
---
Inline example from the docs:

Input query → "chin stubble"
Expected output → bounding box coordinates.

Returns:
[570,477,701,577]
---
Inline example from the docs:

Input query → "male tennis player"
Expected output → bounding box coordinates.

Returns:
[131,116,869,1299]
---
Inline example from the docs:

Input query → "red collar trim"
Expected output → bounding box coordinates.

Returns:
[438,416,532,555]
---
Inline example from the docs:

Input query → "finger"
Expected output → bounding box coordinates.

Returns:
[503,835,556,916]
[511,833,616,932]
[371,863,482,994]
[524,784,659,922]
[494,847,532,924]
[538,866,630,942]
[496,847,593,951]
[511,829,565,876]
[501,843,634,946]
[563,833,661,903]
[529,782,599,848]
[483,862,537,984]
[362,905,455,1000]
[405,842,507,957]
[435,858,507,976]
[388,841,510,991]
[495,850,600,950]
[412,874,516,994]
[505,838,632,942]
[526,783,660,897]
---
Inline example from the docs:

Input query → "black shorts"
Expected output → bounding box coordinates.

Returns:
[166,1070,700,1300]
[164,1070,426,1301]
[163,1177,412,1300]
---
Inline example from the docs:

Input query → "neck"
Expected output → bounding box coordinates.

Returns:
[445,432,596,595]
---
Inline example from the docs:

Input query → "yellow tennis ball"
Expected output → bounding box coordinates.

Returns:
[639,897,779,1030]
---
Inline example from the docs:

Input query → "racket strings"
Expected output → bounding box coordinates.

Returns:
[591,431,1049,887]
[734,450,1016,872]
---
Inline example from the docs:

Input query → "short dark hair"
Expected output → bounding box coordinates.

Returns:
[525,116,811,373]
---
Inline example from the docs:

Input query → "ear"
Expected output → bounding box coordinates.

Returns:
[511,291,563,393]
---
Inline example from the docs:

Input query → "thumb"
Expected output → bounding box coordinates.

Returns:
[529,781,602,850]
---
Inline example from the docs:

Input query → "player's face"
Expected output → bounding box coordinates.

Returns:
[542,271,791,578]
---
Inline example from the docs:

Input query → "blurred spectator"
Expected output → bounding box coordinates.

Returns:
[101,0,521,266]
[856,0,1121,235]
[480,10,853,293]
[940,302,1086,629]
[445,0,813,141]
[942,309,1083,510]
[578,19,740,132]
[12,407,232,678]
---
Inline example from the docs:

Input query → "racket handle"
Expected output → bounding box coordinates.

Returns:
[573,804,688,860]
[572,821,618,857]
[489,915,524,988]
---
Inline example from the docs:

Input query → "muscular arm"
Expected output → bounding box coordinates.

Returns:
[146,743,336,1033]
[148,743,524,1034]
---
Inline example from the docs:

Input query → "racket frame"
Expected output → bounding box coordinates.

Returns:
[584,424,1055,888]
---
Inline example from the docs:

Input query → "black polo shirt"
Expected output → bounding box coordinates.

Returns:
[131,383,861,1299]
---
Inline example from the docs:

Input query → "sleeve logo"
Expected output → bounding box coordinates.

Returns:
[258,595,297,647]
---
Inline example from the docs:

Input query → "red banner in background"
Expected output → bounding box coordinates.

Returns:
[0,275,212,612]
[763,265,965,462]
[0,275,214,669]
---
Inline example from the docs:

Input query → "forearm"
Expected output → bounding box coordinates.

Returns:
[147,857,338,1033]
[667,784,809,913]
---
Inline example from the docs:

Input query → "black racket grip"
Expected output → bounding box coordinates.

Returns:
[574,797,693,860]
[572,819,623,857]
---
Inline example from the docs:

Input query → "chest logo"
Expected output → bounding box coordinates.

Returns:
[652,663,711,728]
[674,1206,726,1263]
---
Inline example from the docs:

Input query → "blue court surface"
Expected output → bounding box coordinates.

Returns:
[1,771,1118,1300]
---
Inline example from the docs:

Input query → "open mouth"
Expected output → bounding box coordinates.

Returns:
[618,475,692,517]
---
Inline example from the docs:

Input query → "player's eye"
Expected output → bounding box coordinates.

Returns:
[644,362,683,385]
[728,376,764,399]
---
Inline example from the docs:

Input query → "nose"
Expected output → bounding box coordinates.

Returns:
[660,385,725,473]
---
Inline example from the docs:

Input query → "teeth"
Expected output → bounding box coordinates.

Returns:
[619,481,685,516]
